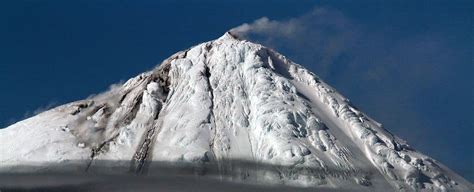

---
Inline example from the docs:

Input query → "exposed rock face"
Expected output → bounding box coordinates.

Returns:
[0,32,472,191]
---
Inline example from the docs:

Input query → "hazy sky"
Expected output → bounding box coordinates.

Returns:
[0,0,472,181]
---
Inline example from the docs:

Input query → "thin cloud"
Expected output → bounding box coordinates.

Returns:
[231,7,360,77]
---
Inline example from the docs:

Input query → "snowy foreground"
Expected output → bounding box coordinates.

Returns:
[0,32,472,191]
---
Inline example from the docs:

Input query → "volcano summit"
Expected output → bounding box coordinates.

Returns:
[0,32,471,191]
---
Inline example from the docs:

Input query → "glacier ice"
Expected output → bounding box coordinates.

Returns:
[0,32,472,191]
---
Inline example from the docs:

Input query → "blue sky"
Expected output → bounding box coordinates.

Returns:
[0,0,472,181]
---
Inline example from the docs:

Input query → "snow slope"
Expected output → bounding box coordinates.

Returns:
[0,32,472,191]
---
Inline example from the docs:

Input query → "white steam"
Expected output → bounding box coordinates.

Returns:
[230,8,359,77]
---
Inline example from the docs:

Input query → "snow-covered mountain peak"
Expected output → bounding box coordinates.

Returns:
[0,33,472,191]
[216,31,241,41]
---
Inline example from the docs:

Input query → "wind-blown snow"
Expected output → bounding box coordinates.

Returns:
[0,32,472,191]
